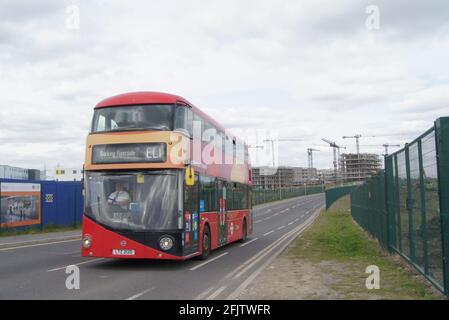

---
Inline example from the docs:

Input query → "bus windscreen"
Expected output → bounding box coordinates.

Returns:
[84,170,179,231]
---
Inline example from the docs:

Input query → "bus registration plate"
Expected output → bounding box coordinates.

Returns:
[112,249,135,256]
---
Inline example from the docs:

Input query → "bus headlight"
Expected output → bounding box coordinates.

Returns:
[82,235,92,248]
[159,236,174,251]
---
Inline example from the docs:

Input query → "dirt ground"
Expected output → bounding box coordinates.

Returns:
[238,257,382,299]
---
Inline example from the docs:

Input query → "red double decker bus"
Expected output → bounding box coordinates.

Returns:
[81,92,252,260]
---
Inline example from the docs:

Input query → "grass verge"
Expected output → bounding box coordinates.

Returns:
[286,196,443,299]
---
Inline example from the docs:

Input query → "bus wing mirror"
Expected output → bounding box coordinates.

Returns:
[186,167,195,186]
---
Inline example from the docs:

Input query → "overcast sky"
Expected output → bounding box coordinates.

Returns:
[1,0,449,172]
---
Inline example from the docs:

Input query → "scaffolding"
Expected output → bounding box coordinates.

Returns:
[340,153,381,182]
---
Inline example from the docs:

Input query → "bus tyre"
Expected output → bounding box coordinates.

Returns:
[200,226,211,260]
[239,220,247,243]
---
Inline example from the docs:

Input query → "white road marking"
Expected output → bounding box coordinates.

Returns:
[194,199,324,299]
[288,221,294,226]
[126,287,156,300]
[195,287,215,300]
[263,217,271,221]
[189,252,229,271]
[207,286,227,300]
[211,202,324,285]
[255,208,272,217]
[233,217,317,280]
[227,207,323,299]
[47,258,105,272]
[0,235,80,247]
[40,250,80,256]
[277,226,286,230]
[263,230,274,236]
[273,213,280,217]
[0,238,80,252]
[239,238,258,248]
[294,218,300,222]
[254,220,262,223]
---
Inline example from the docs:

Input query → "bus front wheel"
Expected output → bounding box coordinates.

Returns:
[200,226,211,260]
[239,220,247,243]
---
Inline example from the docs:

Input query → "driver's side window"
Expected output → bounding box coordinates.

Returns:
[96,115,106,131]
[111,119,118,130]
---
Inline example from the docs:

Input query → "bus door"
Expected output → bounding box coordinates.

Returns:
[183,174,200,255]
[217,180,227,246]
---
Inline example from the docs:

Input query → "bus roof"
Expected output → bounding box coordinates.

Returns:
[95,91,227,133]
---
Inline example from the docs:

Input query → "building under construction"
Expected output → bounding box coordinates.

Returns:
[340,153,382,182]
[317,169,337,184]
[252,166,319,189]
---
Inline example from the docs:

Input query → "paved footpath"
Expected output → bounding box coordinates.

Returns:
[0,230,81,249]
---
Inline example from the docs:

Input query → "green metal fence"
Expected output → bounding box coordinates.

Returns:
[252,185,324,206]
[350,117,449,295]
[325,185,357,209]
[351,172,388,248]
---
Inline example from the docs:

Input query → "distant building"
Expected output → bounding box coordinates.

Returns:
[0,165,29,180]
[0,165,43,180]
[317,169,336,184]
[252,166,320,189]
[55,166,83,181]
[292,167,318,185]
[27,169,42,180]
[340,153,382,182]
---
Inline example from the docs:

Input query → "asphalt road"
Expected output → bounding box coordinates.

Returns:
[0,193,324,300]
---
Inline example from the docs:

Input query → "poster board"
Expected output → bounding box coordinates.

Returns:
[0,182,41,228]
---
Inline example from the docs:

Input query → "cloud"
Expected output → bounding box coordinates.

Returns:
[0,0,449,171]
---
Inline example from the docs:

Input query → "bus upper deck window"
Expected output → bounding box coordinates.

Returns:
[174,106,192,136]
[96,115,106,131]
[92,104,174,133]
[193,114,202,140]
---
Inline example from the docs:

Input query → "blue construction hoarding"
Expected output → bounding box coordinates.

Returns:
[0,178,83,229]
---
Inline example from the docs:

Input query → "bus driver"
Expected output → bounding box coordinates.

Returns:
[107,182,131,210]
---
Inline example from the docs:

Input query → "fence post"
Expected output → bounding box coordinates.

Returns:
[418,139,429,275]
[435,117,449,295]
[384,155,395,252]
[394,155,403,253]
[381,168,389,250]
[405,144,416,262]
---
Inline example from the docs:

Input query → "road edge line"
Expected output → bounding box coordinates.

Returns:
[0,234,81,250]
[226,205,324,300]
